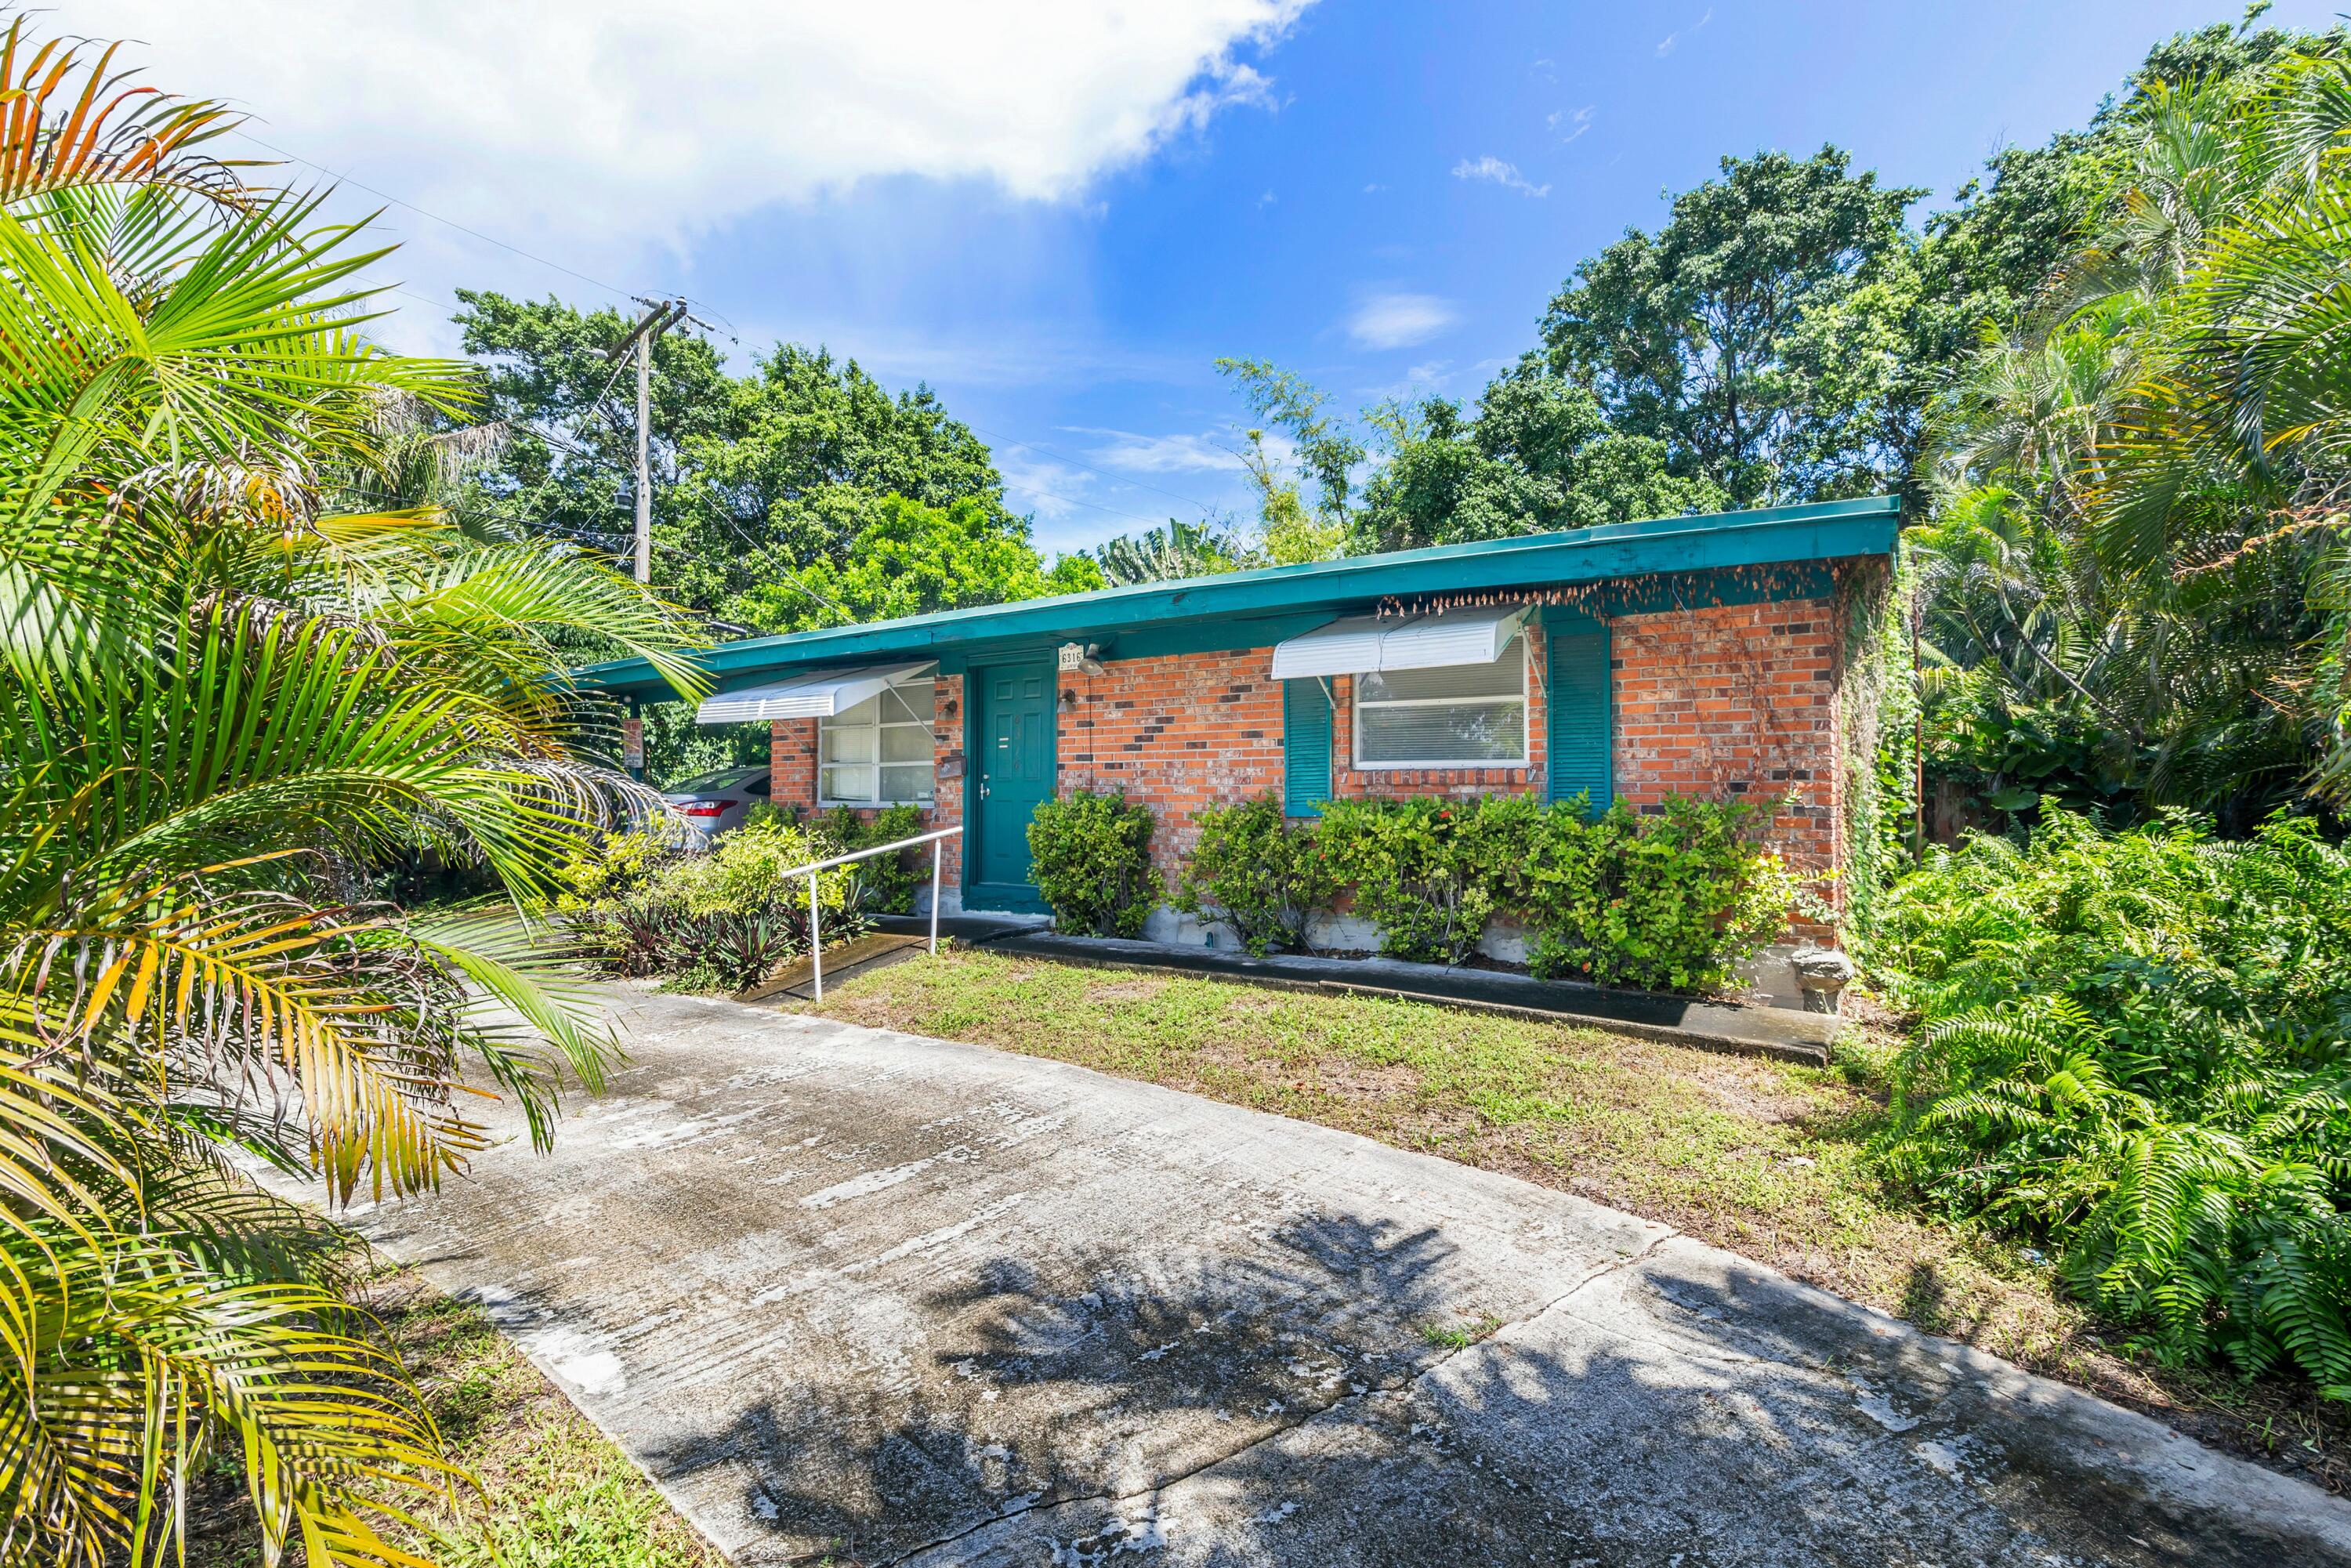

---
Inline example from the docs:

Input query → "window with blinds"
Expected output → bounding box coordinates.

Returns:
[818,676,936,805]
[1352,635,1528,768]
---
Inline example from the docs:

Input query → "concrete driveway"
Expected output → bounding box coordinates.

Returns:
[338,985,2351,1566]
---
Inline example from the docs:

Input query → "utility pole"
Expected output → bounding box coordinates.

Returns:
[607,298,688,584]
[607,299,687,781]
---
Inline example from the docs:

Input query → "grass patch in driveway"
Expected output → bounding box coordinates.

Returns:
[806,943,2350,1495]
[187,1267,720,1568]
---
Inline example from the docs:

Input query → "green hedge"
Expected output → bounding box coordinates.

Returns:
[1150,791,1809,991]
[1313,792,1807,990]
[1029,790,1157,937]
[1173,795,1338,956]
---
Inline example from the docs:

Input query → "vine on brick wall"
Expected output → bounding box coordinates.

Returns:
[1375,563,1830,620]
[1835,549,1918,939]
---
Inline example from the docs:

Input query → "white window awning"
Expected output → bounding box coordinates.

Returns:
[1270,606,1527,681]
[695,661,935,724]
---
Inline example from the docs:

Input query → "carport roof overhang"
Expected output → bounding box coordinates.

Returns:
[575,494,1900,704]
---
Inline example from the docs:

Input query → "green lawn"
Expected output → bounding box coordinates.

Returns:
[807,943,2349,1495]
[187,1269,720,1568]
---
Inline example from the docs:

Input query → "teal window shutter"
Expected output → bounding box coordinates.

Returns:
[1545,611,1611,818]
[1283,678,1331,817]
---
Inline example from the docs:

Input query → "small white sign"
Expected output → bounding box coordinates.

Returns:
[1058,642,1087,672]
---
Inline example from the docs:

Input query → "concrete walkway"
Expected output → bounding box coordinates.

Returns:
[339,986,2351,1566]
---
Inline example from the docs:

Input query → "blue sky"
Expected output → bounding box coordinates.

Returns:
[84,2,2347,556]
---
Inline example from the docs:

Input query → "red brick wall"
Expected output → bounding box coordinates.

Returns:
[929,674,965,886]
[769,719,818,811]
[1612,596,1842,890]
[766,600,1851,911]
[1057,650,1288,888]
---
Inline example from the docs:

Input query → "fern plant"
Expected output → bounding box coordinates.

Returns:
[1876,809,2351,1394]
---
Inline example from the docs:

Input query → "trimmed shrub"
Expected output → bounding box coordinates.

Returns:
[1306,791,1805,985]
[1317,796,1534,966]
[1519,795,1807,993]
[1173,795,1338,955]
[1029,791,1157,937]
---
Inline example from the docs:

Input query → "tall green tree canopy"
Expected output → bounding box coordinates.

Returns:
[737,494,1099,633]
[1354,363,1726,552]
[452,294,1015,630]
[1541,147,1927,506]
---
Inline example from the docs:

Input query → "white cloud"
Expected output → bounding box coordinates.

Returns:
[1346,292,1460,350]
[1657,7,1714,57]
[1363,182,1386,194]
[1551,105,1596,145]
[1066,427,1248,474]
[1451,155,1550,198]
[68,1,1314,253]
[994,451,1098,521]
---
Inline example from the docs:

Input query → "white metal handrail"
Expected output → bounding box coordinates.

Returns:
[784,824,963,1001]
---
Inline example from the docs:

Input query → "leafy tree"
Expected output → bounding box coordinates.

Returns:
[1215,356,1362,563]
[454,299,1013,627]
[0,20,704,1563]
[1354,363,1724,552]
[669,345,1016,621]
[736,494,1078,633]
[1541,147,1926,505]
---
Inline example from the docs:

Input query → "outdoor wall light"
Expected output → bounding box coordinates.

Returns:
[1060,687,1079,711]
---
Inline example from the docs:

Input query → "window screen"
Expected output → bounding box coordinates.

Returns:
[1353,636,1527,768]
[818,677,936,804]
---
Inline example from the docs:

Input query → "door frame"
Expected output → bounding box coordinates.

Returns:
[962,654,1058,914]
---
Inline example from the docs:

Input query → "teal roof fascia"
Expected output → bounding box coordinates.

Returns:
[580,494,1898,700]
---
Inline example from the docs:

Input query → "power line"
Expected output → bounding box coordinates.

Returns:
[230,128,646,307]
[236,129,1202,540]
[995,480,1183,530]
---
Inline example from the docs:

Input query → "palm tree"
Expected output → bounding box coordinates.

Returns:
[0,20,705,1565]
[1920,45,2351,823]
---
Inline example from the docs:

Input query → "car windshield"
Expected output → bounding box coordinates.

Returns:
[668,766,763,795]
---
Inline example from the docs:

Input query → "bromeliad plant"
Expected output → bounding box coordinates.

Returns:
[0,21,706,1567]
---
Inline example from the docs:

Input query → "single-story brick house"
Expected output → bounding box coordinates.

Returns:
[581,495,1900,949]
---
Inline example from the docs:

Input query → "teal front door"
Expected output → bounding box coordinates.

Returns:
[969,661,1056,906]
